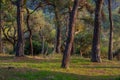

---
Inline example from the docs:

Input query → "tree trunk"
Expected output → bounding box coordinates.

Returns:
[91,0,103,62]
[108,0,113,60]
[41,36,45,54]
[70,44,74,55]
[13,43,16,53]
[54,7,61,53]
[16,0,24,57]
[26,9,33,56]
[29,32,33,56]
[80,50,83,57]
[0,1,3,53]
[61,0,80,68]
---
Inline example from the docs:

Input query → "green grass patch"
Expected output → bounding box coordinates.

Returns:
[0,54,120,80]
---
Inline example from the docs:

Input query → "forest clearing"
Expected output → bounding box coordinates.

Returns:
[0,0,120,80]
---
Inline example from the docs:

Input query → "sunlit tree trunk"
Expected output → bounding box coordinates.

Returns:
[70,44,74,55]
[39,28,45,55]
[61,0,80,68]
[91,0,103,62]
[16,0,24,57]
[108,0,113,60]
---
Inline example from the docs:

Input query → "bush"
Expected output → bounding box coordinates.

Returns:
[100,46,108,58]
[74,32,92,57]
[24,40,42,55]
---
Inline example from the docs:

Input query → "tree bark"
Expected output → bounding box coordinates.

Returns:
[70,44,74,55]
[41,36,45,54]
[108,0,113,60]
[16,0,24,57]
[80,50,83,57]
[91,0,103,62]
[61,0,80,68]
[26,9,33,56]
[0,1,3,53]
[54,7,61,53]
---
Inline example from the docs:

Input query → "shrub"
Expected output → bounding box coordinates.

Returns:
[24,40,42,55]
[74,32,92,57]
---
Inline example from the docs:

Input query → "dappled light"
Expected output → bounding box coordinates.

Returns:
[0,0,120,80]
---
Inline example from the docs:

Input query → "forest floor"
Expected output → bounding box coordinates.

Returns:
[0,54,120,80]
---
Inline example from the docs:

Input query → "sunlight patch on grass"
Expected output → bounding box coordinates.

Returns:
[0,54,120,80]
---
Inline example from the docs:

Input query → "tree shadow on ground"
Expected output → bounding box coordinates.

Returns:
[0,55,120,69]
[0,55,61,63]
[0,68,119,80]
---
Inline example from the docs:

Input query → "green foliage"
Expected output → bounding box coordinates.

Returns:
[1,0,120,60]
[100,46,108,57]
[24,40,42,55]
[28,10,46,31]
[24,40,53,55]
[75,31,92,57]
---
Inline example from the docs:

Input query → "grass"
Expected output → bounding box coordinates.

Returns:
[0,54,120,80]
